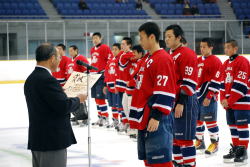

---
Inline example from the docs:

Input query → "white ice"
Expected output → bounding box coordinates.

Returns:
[0,83,249,167]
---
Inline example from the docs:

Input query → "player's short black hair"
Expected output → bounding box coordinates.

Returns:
[132,45,144,55]
[36,43,57,62]
[138,22,160,42]
[201,38,214,47]
[57,43,66,51]
[182,37,187,45]
[122,37,133,47]
[69,45,79,53]
[92,32,102,38]
[112,43,121,50]
[159,40,166,50]
[165,24,185,43]
[225,39,238,48]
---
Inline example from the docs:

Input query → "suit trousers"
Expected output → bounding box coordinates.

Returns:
[31,149,67,167]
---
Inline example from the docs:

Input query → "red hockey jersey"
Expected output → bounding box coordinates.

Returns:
[52,55,71,86]
[129,49,176,130]
[220,55,250,110]
[115,51,134,93]
[104,55,119,93]
[169,46,198,97]
[196,55,222,100]
[66,54,89,79]
[126,58,143,95]
[90,44,112,73]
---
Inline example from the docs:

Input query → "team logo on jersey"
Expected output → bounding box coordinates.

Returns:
[225,72,233,83]
[67,67,74,74]
[91,55,98,64]
[130,68,134,75]
[108,66,116,74]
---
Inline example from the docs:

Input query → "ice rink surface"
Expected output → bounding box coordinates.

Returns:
[0,83,249,167]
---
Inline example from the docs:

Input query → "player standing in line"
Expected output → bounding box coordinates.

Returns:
[116,37,135,132]
[103,43,121,129]
[195,38,222,155]
[165,25,198,167]
[220,40,250,165]
[67,45,89,125]
[125,45,145,138]
[52,44,71,87]
[129,22,176,167]
[90,32,113,127]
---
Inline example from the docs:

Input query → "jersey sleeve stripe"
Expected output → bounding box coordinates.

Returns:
[231,88,245,96]
[232,82,248,95]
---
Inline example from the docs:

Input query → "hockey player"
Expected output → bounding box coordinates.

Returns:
[90,32,113,127]
[116,37,135,132]
[103,43,121,128]
[67,45,89,77]
[165,24,198,167]
[67,45,89,125]
[220,40,250,164]
[129,22,176,167]
[52,44,71,87]
[195,38,222,155]
[125,45,145,138]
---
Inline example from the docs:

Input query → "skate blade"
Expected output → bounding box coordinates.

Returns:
[117,131,126,135]
[223,158,235,163]
[205,152,217,158]
[234,161,248,166]
[71,122,79,126]
[196,149,205,155]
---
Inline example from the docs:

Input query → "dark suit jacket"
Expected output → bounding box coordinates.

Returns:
[24,67,80,151]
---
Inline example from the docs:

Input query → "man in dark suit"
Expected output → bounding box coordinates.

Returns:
[24,43,87,167]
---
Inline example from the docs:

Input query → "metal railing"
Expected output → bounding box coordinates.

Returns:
[0,19,249,60]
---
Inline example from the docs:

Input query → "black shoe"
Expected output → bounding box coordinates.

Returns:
[234,146,248,164]
[223,144,236,163]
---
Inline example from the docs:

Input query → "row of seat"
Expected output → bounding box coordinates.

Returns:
[62,16,150,19]
[55,3,136,10]
[0,9,45,15]
[161,15,220,19]
[231,0,250,20]
[52,0,135,3]
[0,0,37,2]
[59,9,147,16]
[158,8,220,15]
[0,3,42,9]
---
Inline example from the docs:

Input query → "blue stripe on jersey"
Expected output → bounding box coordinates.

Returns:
[208,80,221,92]
[116,80,127,88]
[118,59,129,69]
[220,81,225,90]
[148,94,175,110]
[129,108,144,122]
[126,86,135,91]
[107,82,115,88]
[197,82,209,99]
[232,81,248,95]
[237,95,250,103]
[182,80,196,93]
